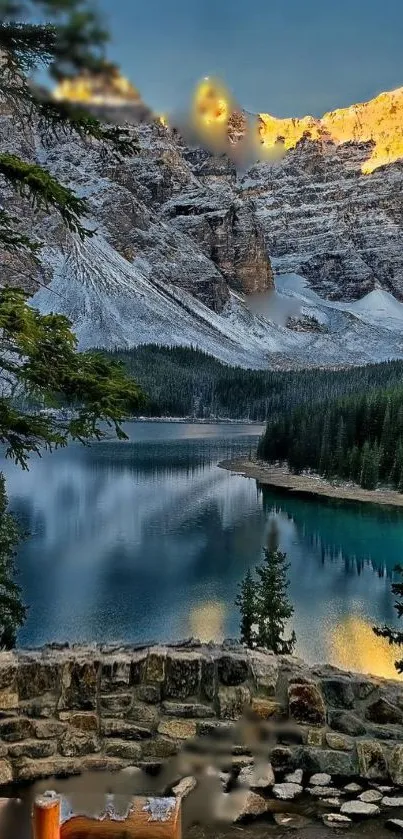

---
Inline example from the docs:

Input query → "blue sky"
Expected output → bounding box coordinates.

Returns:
[97,0,403,116]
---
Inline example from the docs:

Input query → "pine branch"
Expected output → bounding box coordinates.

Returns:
[37,99,139,159]
[0,209,41,254]
[0,153,91,237]
[0,22,57,71]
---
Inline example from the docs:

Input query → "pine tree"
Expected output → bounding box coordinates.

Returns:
[235,569,256,648]
[237,547,296,654]
[255,548,296,654]
[0,7,138,256]
[374,565,403,673]
[0,473,25,648]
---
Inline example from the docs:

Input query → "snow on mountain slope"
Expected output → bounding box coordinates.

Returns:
[32,241,403,369]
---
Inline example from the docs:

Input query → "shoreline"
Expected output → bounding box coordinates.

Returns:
[219,458,403,508]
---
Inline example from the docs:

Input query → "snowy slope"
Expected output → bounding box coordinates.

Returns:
[32,240,403,369]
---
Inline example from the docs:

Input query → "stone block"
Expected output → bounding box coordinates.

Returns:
[304,728,325,747]
[0,716,34,742]
[200,658,216,701]
[58,661,100,711]
[356,740,388,780]
[14,757,81,781]
[217,655,249,686]
[59,730,101,757]
[328,710,366,736]
[389,744,403,785]
[101,719,153,739]
[289,683,326,725]
[127,701,159,727]
[0,661,17,692]
[104,739,142,760]
[100,693,133,715]
[101,658,132,689]
[144,652,166,684]
[164,653,201,699]
[366,698,403,725]
[8,739,56,759]
[34,719,67,739]
[137,684,161,704]
[17,662,59,701]
[251,698,281,719]
[249,650,278,696]
[320,678,355,709]
[0,689,18,711]
[296,747,354,776]
[217,685,251,720]
[0,759,12,784]
[162,701,215,719]
[157,719,197,739]
[62,713,99,733]
[325,732,354,751]
[140,737,178,759]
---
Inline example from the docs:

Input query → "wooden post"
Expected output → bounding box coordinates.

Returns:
[33,794,61,839]
[61,796,181,839]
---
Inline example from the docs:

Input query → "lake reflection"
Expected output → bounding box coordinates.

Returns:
[2,421,403,679]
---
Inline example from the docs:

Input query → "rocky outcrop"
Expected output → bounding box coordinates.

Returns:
[240,136,403,301]
[0,642,402,785]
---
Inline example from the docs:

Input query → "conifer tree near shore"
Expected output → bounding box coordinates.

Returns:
[374,565,403,673]
[237,548,296,655]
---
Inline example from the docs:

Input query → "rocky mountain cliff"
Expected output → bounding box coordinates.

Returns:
[1,83,403,368]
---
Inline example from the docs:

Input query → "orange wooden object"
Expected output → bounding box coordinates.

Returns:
[60,796,181,839]
[33,794,61,839]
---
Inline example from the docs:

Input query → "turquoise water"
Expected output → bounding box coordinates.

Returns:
[2,421,403,674]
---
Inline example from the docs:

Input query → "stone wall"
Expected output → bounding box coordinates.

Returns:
[0,642,402,786]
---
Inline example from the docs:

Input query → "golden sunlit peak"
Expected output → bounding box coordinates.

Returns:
[53,68,141,106]
[192,76,232,133]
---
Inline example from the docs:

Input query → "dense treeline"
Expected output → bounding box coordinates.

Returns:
[258,385,403,491]
[108,345,403,422]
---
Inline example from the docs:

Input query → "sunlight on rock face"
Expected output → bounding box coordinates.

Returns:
[192,77,234,149]
[258,87,403,174]
[53,68,141,106]
[189,601,226,643]
[329,616,403,680]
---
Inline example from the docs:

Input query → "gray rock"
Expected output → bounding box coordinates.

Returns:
[344,783,363,793]
[358,789,383,803]
[273,782,303,800]
[382,797,403,808]
[285,769,303,784]
[309,772,332,786]
[340,801,381,817]
[323,813,352,829]
[308,786,338,798]
[328,710,366,736]
[321,678,355,709]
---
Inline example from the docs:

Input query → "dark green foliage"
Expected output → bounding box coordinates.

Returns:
[374,565,403,673]
[235,569,256,647]
[0,288,144,468]
[0,0,108,80]
[0,474,26,649]
[258,376,403,492]
[237,548,296,654]
[0,2,138,257]
[0,152,90,236]
[108,344,403,424]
